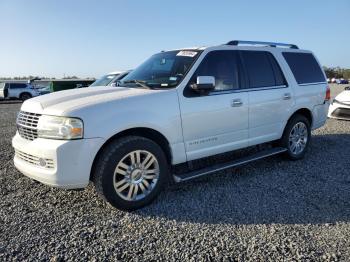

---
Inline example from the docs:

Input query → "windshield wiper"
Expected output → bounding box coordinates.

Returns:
[122,80,153,89]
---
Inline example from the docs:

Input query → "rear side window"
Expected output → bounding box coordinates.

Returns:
[283,52,325,84]
[241,51,286,88]
[10,83,27,89]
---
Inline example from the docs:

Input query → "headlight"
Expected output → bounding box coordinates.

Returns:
[37,115,83,140]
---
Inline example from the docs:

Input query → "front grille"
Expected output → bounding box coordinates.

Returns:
[16,111,41,141]
[15,149,55,169]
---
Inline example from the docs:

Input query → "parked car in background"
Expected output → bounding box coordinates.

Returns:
[110,71,131,86]
[90,71,121,87]
[37,86,51,95]
[334,78,349,85]
[90,71,130,87]
[0,82,40,101]
[12,40,330,210]
[328,88,350,120]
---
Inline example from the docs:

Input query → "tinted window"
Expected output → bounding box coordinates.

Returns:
[283,52,325,84]
[241,51,284,88]
[10,83,27,89]
[192,50,241,92]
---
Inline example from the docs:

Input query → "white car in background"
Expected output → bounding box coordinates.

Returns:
[328,88,350,120]
[0,82,40,101]
[90,71,130,87]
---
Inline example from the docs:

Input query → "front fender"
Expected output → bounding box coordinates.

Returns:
[70,89,183,145]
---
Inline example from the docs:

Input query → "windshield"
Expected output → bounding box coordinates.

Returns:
[121,50,201,89]
[90,74,119,87]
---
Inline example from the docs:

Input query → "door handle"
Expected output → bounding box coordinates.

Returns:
[231,99,243,107]
[283,93,291,100]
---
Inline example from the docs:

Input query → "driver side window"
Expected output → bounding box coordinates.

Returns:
[191,50,240,92]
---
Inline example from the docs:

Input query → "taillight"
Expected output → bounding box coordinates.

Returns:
[325,85,331,101]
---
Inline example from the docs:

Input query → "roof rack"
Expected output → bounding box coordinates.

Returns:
[226,40,298,49]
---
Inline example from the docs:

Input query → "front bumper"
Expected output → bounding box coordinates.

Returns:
[12,133,105,189]
[328,102,350,120]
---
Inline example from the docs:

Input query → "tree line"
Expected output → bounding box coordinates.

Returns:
[323,67,350,79]
[0,75,84,80]
[2,67,350,81]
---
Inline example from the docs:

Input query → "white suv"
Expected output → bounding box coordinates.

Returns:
[12,40,330,210]
[0,82,41,101]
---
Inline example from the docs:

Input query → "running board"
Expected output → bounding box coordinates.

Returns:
[173,147,287,183]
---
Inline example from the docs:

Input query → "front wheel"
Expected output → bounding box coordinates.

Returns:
[280,114,311,160]
[93,136,169,211]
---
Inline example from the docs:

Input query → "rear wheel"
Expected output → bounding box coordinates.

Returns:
[93,136,169,211]
[20,93,32,101]
[280,114,311,160]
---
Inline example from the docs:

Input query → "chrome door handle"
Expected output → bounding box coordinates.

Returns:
[283,93,291,100]
[231,99,243,107]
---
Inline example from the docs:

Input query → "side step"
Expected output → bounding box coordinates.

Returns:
[173,147,287,183]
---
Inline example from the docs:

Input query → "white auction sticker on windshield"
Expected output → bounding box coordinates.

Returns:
[176,51,198,57]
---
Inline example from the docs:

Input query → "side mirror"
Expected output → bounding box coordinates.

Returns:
[191,76,215,93]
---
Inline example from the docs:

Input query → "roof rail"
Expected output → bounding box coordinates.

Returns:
[226,40,298,49]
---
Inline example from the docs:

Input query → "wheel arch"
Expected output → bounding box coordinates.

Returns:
[287,108,313,126]
[90,127,172,181]
[19,92,32,99]
[282,108,313,138]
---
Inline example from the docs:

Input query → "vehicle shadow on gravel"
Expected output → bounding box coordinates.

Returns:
[0,100,22,104]
[137,133,350,225]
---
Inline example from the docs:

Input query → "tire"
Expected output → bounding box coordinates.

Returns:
[280,114,311,160]
[92,136,169,211]
[20,93,32,101]
[4,87,8,98]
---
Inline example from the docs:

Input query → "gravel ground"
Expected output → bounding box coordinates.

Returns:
[0,85,349,261]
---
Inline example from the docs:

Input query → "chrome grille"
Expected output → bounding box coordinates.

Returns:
[16,111,41,141]
[15,149,55,169]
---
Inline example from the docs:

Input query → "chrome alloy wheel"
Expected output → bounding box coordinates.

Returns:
[113,150,160,201]
[288,122,308,155]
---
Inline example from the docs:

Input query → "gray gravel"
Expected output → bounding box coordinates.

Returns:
[0,85,349,261]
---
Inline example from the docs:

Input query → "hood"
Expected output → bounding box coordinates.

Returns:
[21,86,155,115]
[335,90,350,104]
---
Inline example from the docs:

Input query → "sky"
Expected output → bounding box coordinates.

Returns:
[0,0,349,78]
